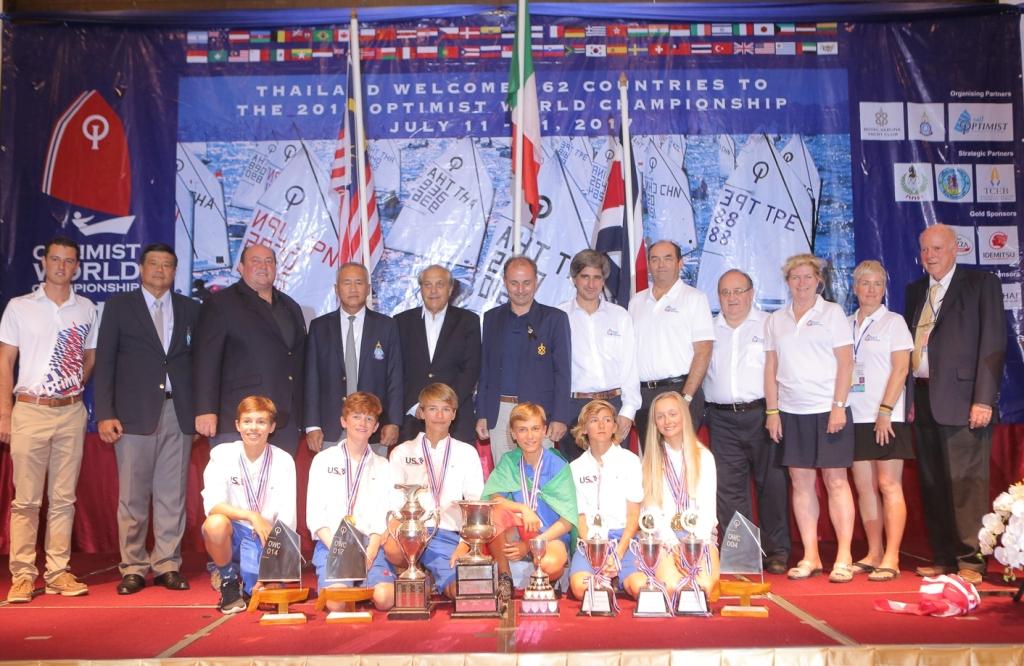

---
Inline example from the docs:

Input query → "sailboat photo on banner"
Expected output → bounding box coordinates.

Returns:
[176,142,231,274]
[642,135,697,256]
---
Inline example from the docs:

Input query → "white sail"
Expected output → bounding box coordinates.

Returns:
[641,135,698,254]
[718,134,737,178]
[386,138,494,269]
[555,136,608,239]
[173,174,194,296]
[176,143,231,271]
[231,145,285,210]
[462,137,590,312]
[779,135,821,237]
[696,134,815,311]
[242,143,341,319]
[367,139,401,195]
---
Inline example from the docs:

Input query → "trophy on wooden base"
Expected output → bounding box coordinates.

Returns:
[578,535,618,617]
[386,483,439,620]
[317,518,373,623]
[519,536,559,616]
[247,520,309,625]
[631,513,672,618]
[674,529,710,617]
[451,499,501,618]
[719,511,771,618]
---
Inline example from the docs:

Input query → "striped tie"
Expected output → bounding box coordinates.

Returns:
[911,283,939,373]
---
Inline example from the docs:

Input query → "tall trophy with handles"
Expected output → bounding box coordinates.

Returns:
[674,508,710,616]
[519,536,559,616]
[451,499,501,618]
[386,483,439,620]
[578,534,618,616]
[631,511,672,617]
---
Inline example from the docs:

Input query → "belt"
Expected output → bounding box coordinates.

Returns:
[165,392,174,400]
[642,375,686,390]
[16,393,83,408]
[708,398,766,413]
[570,388,622,400]
[914,378,929,385]
[499,395,518,404]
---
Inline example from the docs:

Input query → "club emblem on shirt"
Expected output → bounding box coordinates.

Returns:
[373,342,385,360]
[537,342,547,356]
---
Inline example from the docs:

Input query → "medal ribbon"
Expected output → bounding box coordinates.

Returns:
[519,450,545,512]
[344,444,371,519]
[662,446,690,516]
[578,538,622,614]
[238,447,273,515]
[421,434,452,512]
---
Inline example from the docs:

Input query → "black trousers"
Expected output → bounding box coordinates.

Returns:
[913,380,991,573]
[705,406,790,559]
[635,377,705,450]
[557,394,623,462]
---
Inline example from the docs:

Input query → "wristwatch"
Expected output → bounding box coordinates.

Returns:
[833,400,845,408]
[682,393,694,403]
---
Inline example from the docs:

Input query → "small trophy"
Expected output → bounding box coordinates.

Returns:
[631,512,672,618]
[451,500,501,618]
[674,529,710,617]
[316,519,374,623]
[386,483,439,620]
[519,537,559,616]
[578,535,617,617]
[719,511,771,618]
[248,520,309,625]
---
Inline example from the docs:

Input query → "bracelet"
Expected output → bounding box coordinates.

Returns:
[877,410,892,418]
[765,409,780,416]
[879,403,894,412]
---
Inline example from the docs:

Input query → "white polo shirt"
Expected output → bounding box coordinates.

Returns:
[0,287,96,397]
[307,441,393,541]
[848,306,914,423]
[629,280,715,382]
[765,295,853,414]
[389,434,484,532]
[703,309,768,404]
[558,298,641,420]
[644,445,717,546]
[570,444,643,536]
[201,440,296,531]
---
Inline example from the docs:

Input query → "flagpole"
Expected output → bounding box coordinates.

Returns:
[512,0,526,254]
[350,12,372,272]
[618,73,637,298]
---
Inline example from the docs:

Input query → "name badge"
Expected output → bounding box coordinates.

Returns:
[851,362,866,393]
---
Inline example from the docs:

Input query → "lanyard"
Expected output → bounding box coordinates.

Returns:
[852,317,876,361]
[238,447,272,514]
[662,446,690,515]
[519,450,545,512]
[421,434,452,510]
[344,443,370,519]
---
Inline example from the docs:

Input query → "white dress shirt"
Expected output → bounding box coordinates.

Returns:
[570,444,643,536]
[422,305,447,362]
[201,440,297,531]
[306,441,393,541]
[141,287,173,391]
[558,298,641,420]
[628,279,715,381]
[914,265,955,379]
[703,308,768,404]
[848,306,914,423]
[389,434,484,532]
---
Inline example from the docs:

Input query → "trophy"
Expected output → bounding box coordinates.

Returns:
[386,483,439,620]
[519,536,559,616]
[247,520,308,625]
[719,511,771,618]
[578,535,618,616]
[631,512,672,618]
[451,500,501,618]
[674,529,710,616]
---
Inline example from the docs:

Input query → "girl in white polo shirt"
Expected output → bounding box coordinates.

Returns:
[765,253,856,583]
[847,260,914,582]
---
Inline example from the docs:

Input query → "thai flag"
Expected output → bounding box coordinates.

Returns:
[593,133,647,306]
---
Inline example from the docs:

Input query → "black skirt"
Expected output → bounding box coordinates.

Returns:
[780,409,855,469]
[853,421,914,461]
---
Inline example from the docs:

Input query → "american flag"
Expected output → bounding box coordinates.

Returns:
[331,52,383,270]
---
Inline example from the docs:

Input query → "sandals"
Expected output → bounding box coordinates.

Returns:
[787,560,823,580]
[868,567,900,582]
[852,561,876,575]
[829,563,854,583]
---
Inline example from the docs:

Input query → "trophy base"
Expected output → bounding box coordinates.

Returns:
[520,588,559,616]
[248,587,309,625]
[675,588,710,616]
[259,611,307,625]
[452,560,500,618]
[721,604,769,618]
[326,610,373,623]
[579,588,616,617]
[388,576,433,621]
[633,588,673,618]
[452,595,501,618]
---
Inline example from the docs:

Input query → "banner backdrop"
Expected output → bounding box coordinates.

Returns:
[1,8,1021,421]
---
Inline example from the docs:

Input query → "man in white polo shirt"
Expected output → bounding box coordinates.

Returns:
[0,236,97,603]
[703,269,790,574]
[558,250,640,461]
[628,240,714,446]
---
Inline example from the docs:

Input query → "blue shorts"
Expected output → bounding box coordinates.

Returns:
[230,521,263,593]
[312,541,395,592]
[418,528,461,595]
[568,528,639,589]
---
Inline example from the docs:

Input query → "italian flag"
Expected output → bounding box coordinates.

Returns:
[508,1,542,226]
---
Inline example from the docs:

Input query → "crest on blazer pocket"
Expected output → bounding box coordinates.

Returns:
[373,342,385,360]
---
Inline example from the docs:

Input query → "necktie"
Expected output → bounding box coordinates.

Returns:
[153,300,166,349]
[911,283,939,372]
[345,315,358,395]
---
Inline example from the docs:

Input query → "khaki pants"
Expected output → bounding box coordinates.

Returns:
[489,400,554,468]
[8,401,87,583]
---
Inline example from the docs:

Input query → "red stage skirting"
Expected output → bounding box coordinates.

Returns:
[0,425,1022,557]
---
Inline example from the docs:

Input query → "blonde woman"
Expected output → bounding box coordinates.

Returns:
[641,391,719,598]
[765,254,856,583]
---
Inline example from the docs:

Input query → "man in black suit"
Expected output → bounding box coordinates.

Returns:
[304,262,402,455]
[905,223,1006,584]
[94,243,200,595]
[192,244,306,455]
[395,265,481,444]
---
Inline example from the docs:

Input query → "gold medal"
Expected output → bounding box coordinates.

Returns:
[670,513,684,532]
[592,513,603,528]
[344,515,356,527]
[537,342,546,356]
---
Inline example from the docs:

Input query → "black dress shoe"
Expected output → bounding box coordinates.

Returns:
[765,558,789,575]
[117,574,146,595]
[153,571,190,591]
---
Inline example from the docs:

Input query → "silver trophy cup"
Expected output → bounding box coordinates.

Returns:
[579,535,616,617]
[386,483,439,619]
[674,531,709,616]
[519,536,559,616]
[451,500,500,617]
[633,531,672,617]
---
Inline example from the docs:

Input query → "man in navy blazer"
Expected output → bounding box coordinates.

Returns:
[905,223,1006,583]
[192,244,306,455]
[395,265,481,444]
[304,262,402,454]
[475,256,571,465]
[94,243,200,595]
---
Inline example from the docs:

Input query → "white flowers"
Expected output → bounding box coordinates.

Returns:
[979,482,1024,577]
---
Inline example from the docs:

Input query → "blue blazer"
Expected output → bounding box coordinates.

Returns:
[476,301,571,428]
[304,308,403,442]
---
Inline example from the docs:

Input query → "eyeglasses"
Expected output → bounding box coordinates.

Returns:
[718,287,752,297]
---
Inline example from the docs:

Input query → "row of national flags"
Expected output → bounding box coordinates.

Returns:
[186,39,838,64]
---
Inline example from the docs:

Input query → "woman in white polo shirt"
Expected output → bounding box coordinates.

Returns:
[847,260,914,582]
[765,254,855,583]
